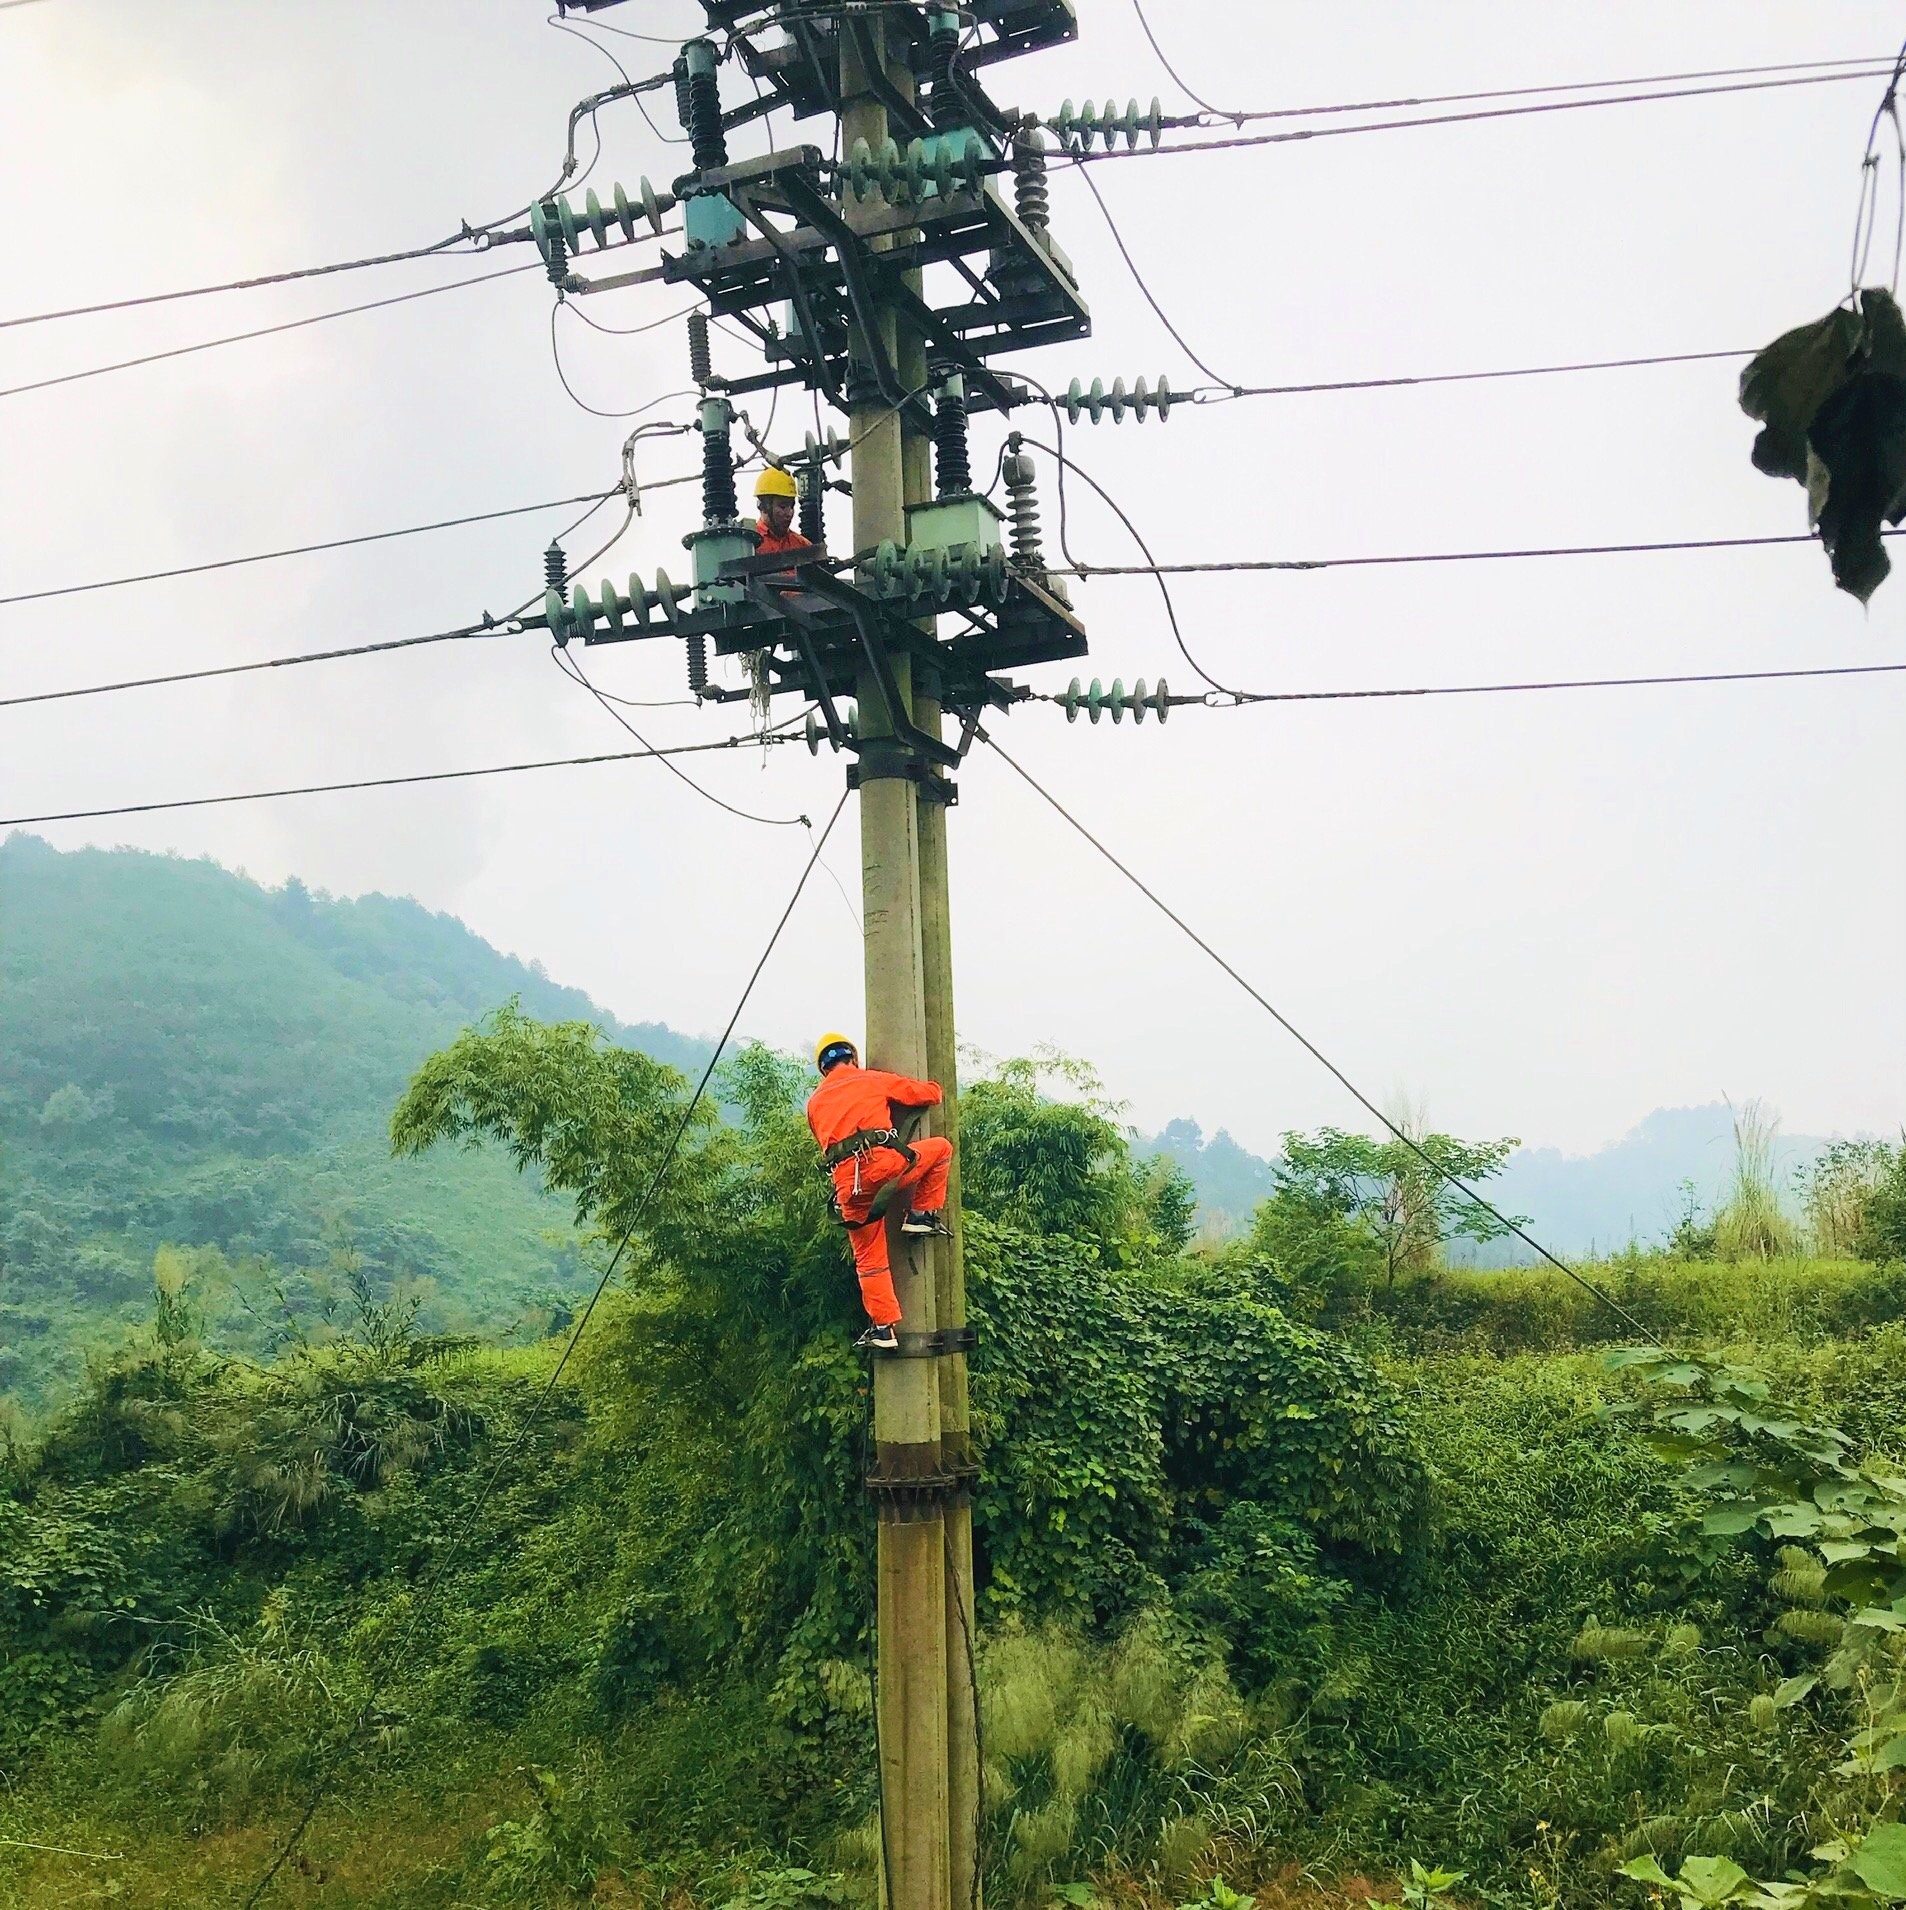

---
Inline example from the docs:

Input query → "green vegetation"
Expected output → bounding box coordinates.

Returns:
[0,834,705,1406]
[4,841,1904,1909]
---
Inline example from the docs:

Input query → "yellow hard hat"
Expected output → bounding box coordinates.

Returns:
[755,465,799,501]
[814,1031,858,1073]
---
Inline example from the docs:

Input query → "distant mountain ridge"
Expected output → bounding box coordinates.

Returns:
[1139,1104,1854,1260]
[0,834,709,1405]
[3,835,1870,1413]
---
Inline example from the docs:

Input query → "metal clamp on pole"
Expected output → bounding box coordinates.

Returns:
[885,1324,978,1358]
[846,754,959,804]
[865,1438,957,1522]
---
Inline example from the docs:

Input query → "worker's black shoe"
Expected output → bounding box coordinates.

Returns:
[856,1323,900,1352]
[901,1209,951,1236]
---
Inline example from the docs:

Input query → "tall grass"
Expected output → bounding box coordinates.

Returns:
[1712,1099,1799,1261]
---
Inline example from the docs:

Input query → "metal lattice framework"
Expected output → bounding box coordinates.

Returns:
[528,0,1092,761]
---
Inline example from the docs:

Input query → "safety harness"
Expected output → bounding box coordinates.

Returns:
[821,1126,917,1226]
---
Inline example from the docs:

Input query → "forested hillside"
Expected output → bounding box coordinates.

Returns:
[0,833,705,1404]
[2,1005,1903,1910]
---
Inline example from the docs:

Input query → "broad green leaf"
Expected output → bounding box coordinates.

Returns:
[1773,1674,1818,1708]
[1704,1507,1762,1535]
[1764,1505,1827,1538]
[1848,1822,1906,1898]
[1678,1855,1751,1904]
[1822,1540,1879,1565]
[1619,1856,1676,1888]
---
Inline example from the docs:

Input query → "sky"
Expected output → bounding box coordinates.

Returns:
[1,0,1902,1163]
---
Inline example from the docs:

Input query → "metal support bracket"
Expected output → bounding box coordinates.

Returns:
[883,1324,977,1358]
[865,1425,979,1520]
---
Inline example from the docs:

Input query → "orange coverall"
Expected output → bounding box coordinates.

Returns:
[805,1064,953,1327]
[754,520,812,557]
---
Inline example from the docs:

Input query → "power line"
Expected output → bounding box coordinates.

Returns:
[550,643,812,826]
[238,783,851,1907]
[549,302,698,419]
[1129,0,1232,121]
[0,732,804,830]
[21,512,1891,713]
[0,241,499,333]
[1074,164,1235,389]
[0,262,541,403]
[0,489,621,611]
[1017,431,1236,694]
[1039,660,1906,707]
[1064,65,1898,163]
[1189,344,1749,401]
[0,336,1783,612]
[1055,527,1906,577]
[980,731,1664,1345]
[0,621,512,709]
[1135,37,1898,129]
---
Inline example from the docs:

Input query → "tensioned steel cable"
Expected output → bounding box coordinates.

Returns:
[1074,164,1236,390]
[238,782,851,1907]
[0,733,805,829]
[1017,431,1236,695]
[1032,661,1906,706]
[0,240,501,332]
[980,730,1665,1346]
[1061,65,1898,163]
[1,621,518,708]
[0,63,675,331]
[1128,23,1896,129]
[0,490,619,610]
[0,344,1776,616]
[1052,527,1906,577]
[1188,345,1750,401]
[0,263,541,402]
[550,642,812,827]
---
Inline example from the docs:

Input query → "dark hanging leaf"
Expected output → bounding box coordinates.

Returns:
[1739,288,1906,601]
[1740,303,1867,482]
[1808,368,1906,602]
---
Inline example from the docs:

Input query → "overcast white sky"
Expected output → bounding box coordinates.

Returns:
[2,1,1902,1160]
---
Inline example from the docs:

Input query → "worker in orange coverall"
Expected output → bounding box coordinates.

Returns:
[806,1032,953,1351]
[753,466,812,556]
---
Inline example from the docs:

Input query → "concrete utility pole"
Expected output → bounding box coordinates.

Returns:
[843,20,953,1910]
[523,8,1102,1904]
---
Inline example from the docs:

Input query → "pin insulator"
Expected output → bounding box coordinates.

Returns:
[533,203,568,287]
[843,130,985,204]
[1050,97,1164,152]
[687,311,713,386]
[926,11,963,130]
[1059,676,1171,725]
[1002,445,1043,572]
[672,57,694,139]
[1012,125,1050,235]
[932,377,971,498]
[798,460,826,546]
[700,399,738,524]
[1062,375,1174,424]
[682,40,728,173]
[532,179,673,277]
[804,704,859,754]
[803,427,849,466]
[860,539,1005,607]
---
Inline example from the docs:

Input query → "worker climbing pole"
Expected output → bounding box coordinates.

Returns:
[514,6,1102,1902]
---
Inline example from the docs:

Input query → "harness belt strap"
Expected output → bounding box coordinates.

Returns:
[821,1126,911,1171]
